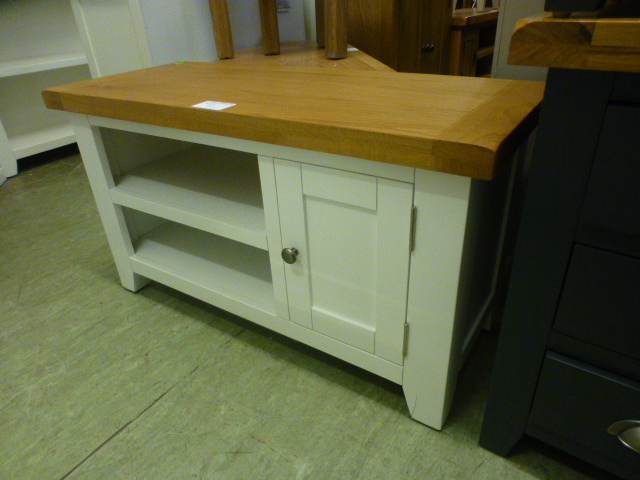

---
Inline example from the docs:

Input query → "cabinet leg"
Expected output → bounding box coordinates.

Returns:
[402,169,472,430]
[479,424,523,456]
[71,114,149,294]
[121,272,151,293]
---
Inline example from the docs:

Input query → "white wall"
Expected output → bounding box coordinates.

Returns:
[227,0,307,49]
[492,0,547,81]
[137,0,307,61]
[137,0,219,65]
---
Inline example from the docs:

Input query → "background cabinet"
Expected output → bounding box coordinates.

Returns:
[450,8,498,77]
[346,1,498,76]
[479,68,640,480]
[0,0,91,179]
[347,0,454,74]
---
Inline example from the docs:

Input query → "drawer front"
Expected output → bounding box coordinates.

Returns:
[528,353,640,479]
[555,245,640,362]
[579,105,640,257]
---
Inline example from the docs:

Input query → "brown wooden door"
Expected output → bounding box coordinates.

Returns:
[348,0,452,74]
[347,0,401,70]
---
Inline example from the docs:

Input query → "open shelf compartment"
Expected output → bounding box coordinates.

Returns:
[109,141,267,250]
[10,123,76,159]
[0,52,88,78]
[130,219,276,317]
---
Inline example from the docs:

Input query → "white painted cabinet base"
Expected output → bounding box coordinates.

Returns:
[72,113,515,430]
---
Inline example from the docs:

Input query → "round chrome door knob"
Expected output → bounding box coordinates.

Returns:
[281,247,299,264]
[608,420,640,454]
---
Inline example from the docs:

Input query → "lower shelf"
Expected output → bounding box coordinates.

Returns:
[0,52,88,78]
[128,221,404,384]
[10,123,76,159]
[130,222,276,317]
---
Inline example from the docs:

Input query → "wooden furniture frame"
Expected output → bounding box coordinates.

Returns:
[44,63,542,430]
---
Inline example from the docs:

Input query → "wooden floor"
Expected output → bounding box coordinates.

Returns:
[0,148,616,479]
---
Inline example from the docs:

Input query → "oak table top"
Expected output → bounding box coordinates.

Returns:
[509,14,640,72]
[43,62,543,180]
[225,41,395,72]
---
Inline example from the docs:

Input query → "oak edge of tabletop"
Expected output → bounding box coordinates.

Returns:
[508,14,640,72]
[451,8,500,27]
[42,63,544,181]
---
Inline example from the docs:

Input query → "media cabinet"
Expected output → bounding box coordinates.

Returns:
[43,63,542,429]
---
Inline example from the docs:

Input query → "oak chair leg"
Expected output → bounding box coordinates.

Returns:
[324,0,348,59]
[209,0,234,59]
[259,0,280,55]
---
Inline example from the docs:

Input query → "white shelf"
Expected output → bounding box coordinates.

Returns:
[0,52,88,78]
[130,222,276,316]
[0,0,91,174]
[9,123,76,159]
[111,146,267,250]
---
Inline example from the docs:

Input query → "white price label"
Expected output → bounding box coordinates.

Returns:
[192,101,236,111]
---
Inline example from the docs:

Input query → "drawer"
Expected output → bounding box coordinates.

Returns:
[555,245,640,363]
[528,353,640,480]
[578,105,640,257]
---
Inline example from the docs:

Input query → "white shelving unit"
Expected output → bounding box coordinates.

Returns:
[0,52,88,79]
[70,0,219,78]
[0,0,91,179]
[89,126,279,321]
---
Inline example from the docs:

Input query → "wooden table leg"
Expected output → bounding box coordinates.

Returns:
[259,0,280,55]
[325,0,348,59]
[209,0,234,59]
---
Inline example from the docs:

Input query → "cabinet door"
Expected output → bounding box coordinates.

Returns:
[275,159,413,365]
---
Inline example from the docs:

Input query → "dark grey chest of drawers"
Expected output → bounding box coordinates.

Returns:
[479,68,640,480]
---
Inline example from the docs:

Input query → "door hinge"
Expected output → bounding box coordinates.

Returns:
[402,323,410,357]
[409,206,417,252]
